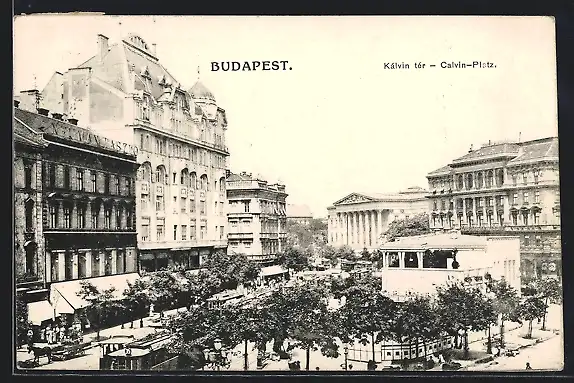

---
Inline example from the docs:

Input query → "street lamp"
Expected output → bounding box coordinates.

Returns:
[343,343,349,371]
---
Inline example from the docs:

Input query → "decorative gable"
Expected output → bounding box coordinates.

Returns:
[333,193,376,206]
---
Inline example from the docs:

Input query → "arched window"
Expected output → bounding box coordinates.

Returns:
[219,177,226,193]
[190,172,197,189]
[477,172,483,189]
[139,162,152,182]
[496,169,505,186]
[457,175,464,190]
[486,170,494,187]
[155,165,167,184]
[200,174,209,191]
[181,168,189,185]
[466,174,473,189]
[25,199,34,231]
[24,242,36,275]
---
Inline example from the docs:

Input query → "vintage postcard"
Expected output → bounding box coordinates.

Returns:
[13,15,563,373]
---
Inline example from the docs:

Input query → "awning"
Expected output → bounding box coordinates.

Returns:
[261,265,288,277]
[28,300,55,325]
[50,273,140,313]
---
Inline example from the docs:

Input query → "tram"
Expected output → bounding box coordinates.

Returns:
[100,331,178,371]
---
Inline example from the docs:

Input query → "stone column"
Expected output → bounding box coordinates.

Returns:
[71,201,78,228]
[45,253,52,283]
[111,203,117,229]
[350,212,356,245]
[72,252,79,279]
[382,252,388,268]
[98,203,105,229]
[58,252,66,281]
[344,213,349,245]
[369,211,375,247]
[86,202,92,229]
[503,195,510,223]
[462,198,467,225]
[378,210,384,243]
[111,249,117,274]
[99,250,106,276]
[121,205,127,229]
[85,251,92,278]
[417,251,423,269]
[399,251,405,268]
[58,201,64,228]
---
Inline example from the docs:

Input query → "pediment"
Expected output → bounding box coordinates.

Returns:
[333,193,376,206]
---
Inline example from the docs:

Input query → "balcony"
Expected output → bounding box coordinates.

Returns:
[248,254,276,263]
[260,232,279,239]
[138,239,228,250]
[180,188,187,198]
[228,232,254,240]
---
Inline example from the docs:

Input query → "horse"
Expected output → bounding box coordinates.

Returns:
[29,346,53,364]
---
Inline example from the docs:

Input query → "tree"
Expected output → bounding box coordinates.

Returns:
[277,246,310,273]
[490,279,520,348]
[382,213,430,242]
[123,279,151,328]
[335,245,357,261]
[435,283,491,359]
[536,277,562,330]
[392,295,442,360]
[77,281,119,340]
[320,245,339,268]
[239,261,261,288]
[517,297,547,339]
[15,292,29,347]
[147,270,185,314]
[204,250,255,291]
[270,282,340,370]
[339,283,396,360]
[182,270,224,307]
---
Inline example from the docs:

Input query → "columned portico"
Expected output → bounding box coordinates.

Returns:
[327,189,428,251]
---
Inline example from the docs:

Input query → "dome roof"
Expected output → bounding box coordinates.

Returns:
[189,80,216,102]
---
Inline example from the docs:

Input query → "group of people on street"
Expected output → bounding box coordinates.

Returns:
[28,319,83,347]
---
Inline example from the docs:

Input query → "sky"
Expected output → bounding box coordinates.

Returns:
[13,16,558,217]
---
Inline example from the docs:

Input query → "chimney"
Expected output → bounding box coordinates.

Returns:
[13,100,20,108]
[151,43,157,56]
[68,118,78,125]
[52,112,63,120]
[37,107,49,116]
[468,144,474,153]
[97,34,109,62]
[18,90,41,112]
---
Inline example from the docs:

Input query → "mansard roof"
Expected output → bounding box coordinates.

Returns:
[189,80,216,102]
[14,117,47,148]
[508,137,559,165]
[427,165,452,177]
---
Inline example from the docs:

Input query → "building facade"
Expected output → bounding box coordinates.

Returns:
[286,204,313,225]
[14,102,49,303]
[426,137,561,283]
[37,33,230,271]
[327,187,428,251]
[226,172,288,265]
[379,233,521,297]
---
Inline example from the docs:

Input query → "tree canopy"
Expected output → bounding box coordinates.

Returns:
[383,213,431,242]
[277,246,310,272]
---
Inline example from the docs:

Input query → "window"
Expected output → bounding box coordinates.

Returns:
[115,208,121,229]
[173,172,177,184]
[220,226,224,240]
[126,178,132,196]
[77,205,86,228]
[523,192,529,204]
[24,164,33,189]
[522,212,529,226]
[63,166,70,189]
[190,198,196,213]
[104,174,110,194]
[512,213,518,225]
[156,220,165,241]
[104,208,111,229]
[440,200,446,210]
[115,176,120,194]
[200,225,206,240]
[190,223,196,240]
[478,198,483,207]
[91,203,98,229]
[25,200,34,231]
[173,196,178,213]
[90,172,97,192]
[513,193,518,205]
[244,201,250,213]
[181,225,187,241]
[524,236,530,246]
[156,195,164,211]
[535,236,542,246]
[77,169,84,191]
[141,196,148,211]
[63,206,71,228]
[49,164,56,187]
[126,208,133,229]
[535,191,540,203]
[534,213,540,225]
[534,170,539,184]
[512,175,517,186]
[173,225,178,241]
[141,223,150,242]
[200,200,206,215]
[214,201,218,213]
[49,204,57,228]
[523,173,528,184]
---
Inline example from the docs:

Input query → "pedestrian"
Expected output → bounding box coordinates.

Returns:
[60,325,66,342]
[526,362,532,370]
[53,326,60,344]
[40,327,46,343]
[26,329,34,350]
[45,326,52,345]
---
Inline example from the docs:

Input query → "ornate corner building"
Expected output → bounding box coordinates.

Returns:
[326,187,429,251]
[14,101,138,305]
[36,33,230,271]
[426,137,561,283]
[226,172,288,265]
